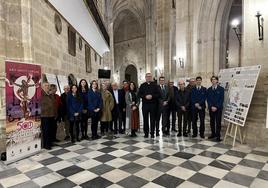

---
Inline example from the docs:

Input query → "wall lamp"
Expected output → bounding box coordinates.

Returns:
[256,11,264,40]
[231,19,242,46]
[173,56,185,68]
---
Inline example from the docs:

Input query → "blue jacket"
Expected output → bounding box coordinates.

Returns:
[207,85,224,110]
[67,93,83,121]
[191,86,207,109]
[80,90,89,110]
[88,89,103,112]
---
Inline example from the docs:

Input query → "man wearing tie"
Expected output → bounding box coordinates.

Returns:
[156,76,170,136]
[207,76,224,142]
[191,76,207,138]
[138,73,160,138]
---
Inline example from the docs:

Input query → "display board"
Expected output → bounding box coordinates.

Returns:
[57,75,68,94]
[219,65,261,127]
[45,73,60,95]
[5,61,42,163]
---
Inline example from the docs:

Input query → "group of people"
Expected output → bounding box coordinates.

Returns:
[40,73,224,150]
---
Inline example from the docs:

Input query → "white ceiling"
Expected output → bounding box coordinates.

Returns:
[48,0,110,56]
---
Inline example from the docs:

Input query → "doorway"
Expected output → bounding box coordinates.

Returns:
[125,65,138,85]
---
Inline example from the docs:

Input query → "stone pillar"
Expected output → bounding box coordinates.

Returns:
[145,0,156,75]
[242,0,268,146]
[155,0,172,79]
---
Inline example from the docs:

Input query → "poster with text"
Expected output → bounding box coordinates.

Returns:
[219,65,261,126]
[57,75,68,94]
[5,61,42,162]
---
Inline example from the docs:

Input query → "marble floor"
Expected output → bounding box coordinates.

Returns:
[0,133,268,188]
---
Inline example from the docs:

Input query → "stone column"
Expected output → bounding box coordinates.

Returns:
[241,0,268,146]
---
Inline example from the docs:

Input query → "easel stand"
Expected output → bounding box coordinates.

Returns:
[224,122,243,147]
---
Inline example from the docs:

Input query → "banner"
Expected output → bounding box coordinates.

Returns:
[219,65,261,127]
[5,61,42,162]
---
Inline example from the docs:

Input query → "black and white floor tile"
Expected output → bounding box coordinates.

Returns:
[0,133,268,188]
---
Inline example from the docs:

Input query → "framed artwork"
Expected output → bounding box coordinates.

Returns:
[85,44,92,73]
[54,13,62,34]
[68,26,76,56]
[79,37,83,50]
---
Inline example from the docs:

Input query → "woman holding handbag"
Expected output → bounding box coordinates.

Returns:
[88,80,102,140]
[67,85,83,143]
[125,82,140,137]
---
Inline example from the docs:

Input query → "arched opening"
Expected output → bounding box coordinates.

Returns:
[113,9,145,85]
[226,0,243,68]
[125,64,138,85]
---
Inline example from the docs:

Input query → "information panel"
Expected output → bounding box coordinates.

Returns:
[219,65,261,126]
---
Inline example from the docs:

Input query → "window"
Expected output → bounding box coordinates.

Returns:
[85,44,92,73]
[68,26,76,56]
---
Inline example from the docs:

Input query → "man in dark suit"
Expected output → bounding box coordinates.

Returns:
[138,73,160,138]
[155,76,170,136]
[175,80,190,137]
[186,78,196,134]
[110,82,126,134]
[191,76,207,138]
[168,81,179,132]
[207,76,224,142]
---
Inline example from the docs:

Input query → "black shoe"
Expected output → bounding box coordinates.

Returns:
[101,132,105,136]
[64,136,70,141]
[172,129,178,132]
[216,138,222,142]
[77,138,81,142]
[71,139,75,143]
[54,139,60,143]
[200,135,205,139]
[183,133,188,137]
[166,132,170,136]
[208,135,215,139]
[144,135,148,138]
[44,146,52,150]
[156,133,160,137]
[114,131,118,134]
[151,135,155,139]
[192,134,197,138]
[85,135,89,140]
[177,132,182,137]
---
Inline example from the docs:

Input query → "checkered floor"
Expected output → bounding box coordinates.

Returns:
[1,133,268,188]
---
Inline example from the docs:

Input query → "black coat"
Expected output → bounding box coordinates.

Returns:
[137,82,160,104]
[110,89,126,112]
[175,89,191,111]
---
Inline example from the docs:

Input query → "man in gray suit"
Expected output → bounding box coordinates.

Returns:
[155,76,171,136]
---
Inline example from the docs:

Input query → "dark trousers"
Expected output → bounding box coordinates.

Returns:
[91,112,100,137]
[171,110,177,130]
[192,108,205,136]
[112,105,123,133]
[209,109,222,138]
[122,111,126,131]
[81,113,88,137]
[101,121,112,133]
[41,117,53,149]
[187,109,192,133]
[51,117,57,141]
[177,110,188,134]
[156,105,170,134]
[70,120,80,141]
[142,103,157,136]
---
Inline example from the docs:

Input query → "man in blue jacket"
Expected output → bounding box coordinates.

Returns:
[191,76,207,138]
[207,76,224,142]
